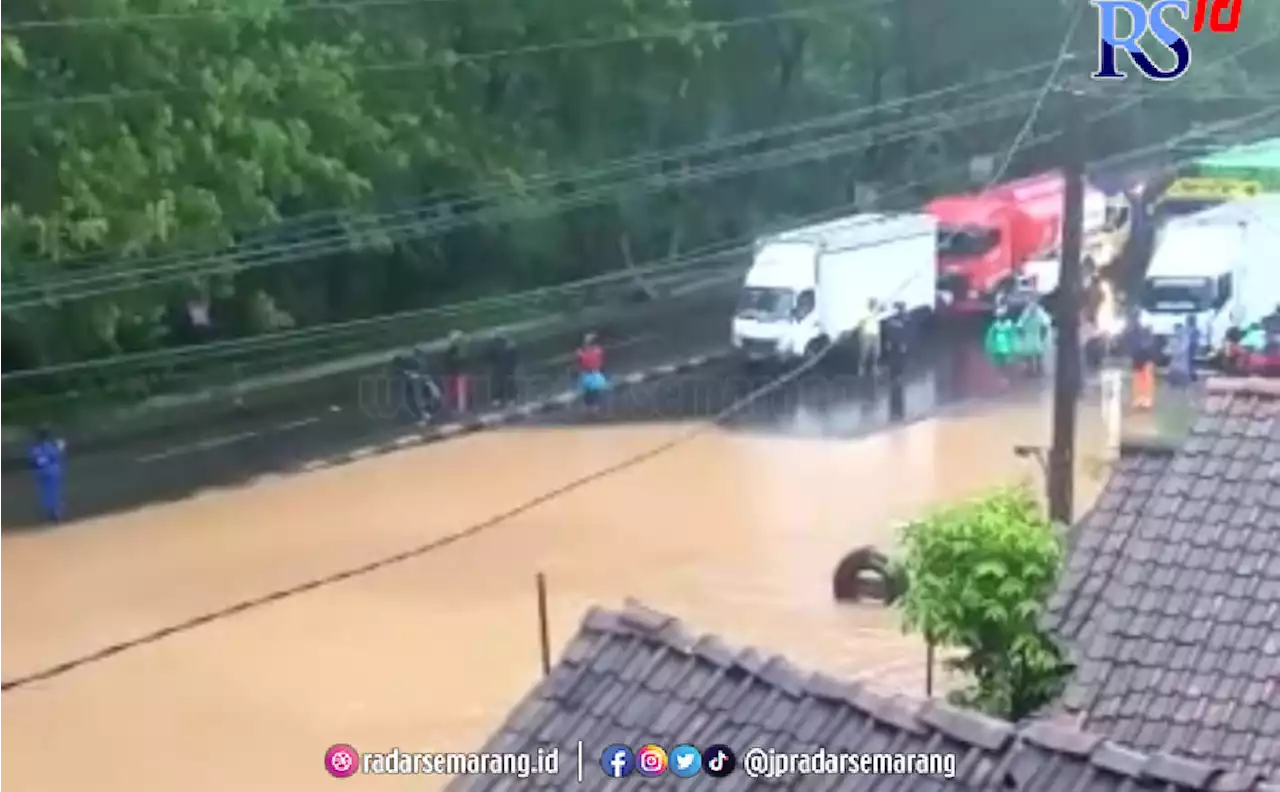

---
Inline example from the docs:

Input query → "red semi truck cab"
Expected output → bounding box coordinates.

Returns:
[929,172,1067,314]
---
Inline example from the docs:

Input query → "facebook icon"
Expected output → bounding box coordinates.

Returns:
[1092,0,1192,81]
[600,744,635,778]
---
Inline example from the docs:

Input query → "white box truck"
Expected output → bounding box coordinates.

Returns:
[1138,195,1280,356]
[730,212,936,364]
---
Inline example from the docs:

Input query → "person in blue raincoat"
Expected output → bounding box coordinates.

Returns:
[1166,322,1193,387]
[1185,314,1200,381]
[30,427,66,522]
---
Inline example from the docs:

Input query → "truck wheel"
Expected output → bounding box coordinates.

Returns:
[804,337,829,359]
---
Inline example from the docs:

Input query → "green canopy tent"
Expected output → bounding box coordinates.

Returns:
[1188,137,1280,189]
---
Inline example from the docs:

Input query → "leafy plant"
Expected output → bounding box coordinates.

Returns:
[895,486,1071,721]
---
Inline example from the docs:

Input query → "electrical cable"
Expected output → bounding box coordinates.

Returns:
[1,94,1050,383]
[2,58,1059,297]
[2,89,1048,306]
[986,0,1086,186]
[7,105,1274,693]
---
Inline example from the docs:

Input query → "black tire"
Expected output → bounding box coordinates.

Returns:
[832,546,907,604]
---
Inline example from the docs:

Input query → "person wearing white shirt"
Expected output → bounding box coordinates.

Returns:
[857,299,882,378]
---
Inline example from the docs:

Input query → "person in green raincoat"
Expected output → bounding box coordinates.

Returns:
[1241,321,1267,353]
[1016,299,1051,375]
[985,310,1017,369]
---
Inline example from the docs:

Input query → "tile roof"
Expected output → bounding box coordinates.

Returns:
[1046,439,1178,647]
[1046,378,1280,780]
[449,601,1278,791]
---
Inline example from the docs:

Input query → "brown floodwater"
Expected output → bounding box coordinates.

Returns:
[1,392,1115,791]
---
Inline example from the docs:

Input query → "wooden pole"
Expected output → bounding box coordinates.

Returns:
[1049,87,1087,525]
[536,573,551,677]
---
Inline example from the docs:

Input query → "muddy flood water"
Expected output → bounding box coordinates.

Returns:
[2,392,1115,791]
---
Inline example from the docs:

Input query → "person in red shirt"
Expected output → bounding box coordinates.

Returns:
[576,332,608,412]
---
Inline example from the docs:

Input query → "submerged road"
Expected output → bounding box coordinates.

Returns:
[3,310,1026,527]
[1,358,1113,792]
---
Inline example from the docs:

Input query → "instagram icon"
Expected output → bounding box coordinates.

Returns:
[636,744,668,777]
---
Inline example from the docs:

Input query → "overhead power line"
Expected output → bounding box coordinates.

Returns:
[2,55,1059,292]
[4,60,1062,381]
[3,91,1043,307]
[12,98,1278,385]
[3,83,1051,306]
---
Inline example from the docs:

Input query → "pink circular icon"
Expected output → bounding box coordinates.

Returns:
[325,744,360,778]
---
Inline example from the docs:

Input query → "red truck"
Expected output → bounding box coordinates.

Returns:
[928,171,1125,315]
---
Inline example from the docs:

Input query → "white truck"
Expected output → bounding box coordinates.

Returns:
[730,212,936,365]
[1138,195,1280,356]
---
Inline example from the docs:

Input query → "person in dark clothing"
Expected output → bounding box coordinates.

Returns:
[1185,314,1200,380]
[30,427,66,522]
[395,349,439,422]
[487,335,519,407]
[880,303,910,379]
[881,303,909,420]
[442,331,470,413]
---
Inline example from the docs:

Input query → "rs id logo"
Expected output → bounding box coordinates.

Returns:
[1091,0,1242,82]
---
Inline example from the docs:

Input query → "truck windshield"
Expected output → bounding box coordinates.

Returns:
[937,225,1000,260]
[736,287,794,320]
[1152,198,1219,227]
[1143,278,1214,312]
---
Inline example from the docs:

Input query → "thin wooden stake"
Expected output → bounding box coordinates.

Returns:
[536,573,551,677]
[925,638,936,698]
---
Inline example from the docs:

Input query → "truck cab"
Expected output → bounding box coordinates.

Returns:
[1139,219,1244,355]
[929,195,1015,312]
[732,241,822,362]
[731,213,937,365]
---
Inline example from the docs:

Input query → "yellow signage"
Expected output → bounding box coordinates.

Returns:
[1162,177,1262,201]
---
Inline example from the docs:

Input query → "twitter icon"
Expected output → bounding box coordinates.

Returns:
[670,744,702,777]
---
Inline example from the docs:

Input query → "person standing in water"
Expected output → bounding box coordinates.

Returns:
[576,332,608,414]
[442,330,470,413]
[30,427,66,523]
[856,298,882,379]
[1016,299,1050,376]
[984,309,1017,374]
[1167,322,1193,387]
[487,334,519,407]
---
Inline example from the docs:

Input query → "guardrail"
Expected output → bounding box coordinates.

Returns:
[1,273,742,461]
[2,265,743,426]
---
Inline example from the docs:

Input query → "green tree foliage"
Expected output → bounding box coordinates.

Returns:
[1,0,1275,378]
[894,486,1071,721]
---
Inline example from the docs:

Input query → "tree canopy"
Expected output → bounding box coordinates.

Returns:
[2,0,1276,377]
[894,486,1071,721]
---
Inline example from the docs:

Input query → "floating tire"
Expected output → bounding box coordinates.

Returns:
[832,546,906,605]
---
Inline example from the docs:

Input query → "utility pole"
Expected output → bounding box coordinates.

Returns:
[1048,87,1086,525]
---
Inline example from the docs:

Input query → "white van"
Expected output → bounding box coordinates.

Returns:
[731,213,936,364]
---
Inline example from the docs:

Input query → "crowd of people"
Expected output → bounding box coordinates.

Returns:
[392,330,611,423]
[983,298,1054,377]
